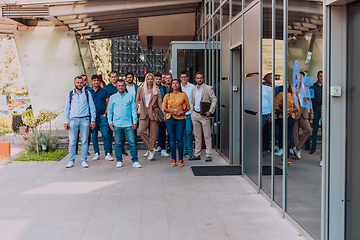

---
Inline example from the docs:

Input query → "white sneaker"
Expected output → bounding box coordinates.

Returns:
[275,148,283,156]
[105,153,114,161]
[274,145,279,151]
[319,160,322,167]
[92,153,100,160]
[147,149,155,161]
[289,149,294,155]
[155,146,161,152]
[133,162,142,168]
[161,149,170,157]
[143,150,148,157]
[81,161,89,168]
[293,147,301,159]
[65,161,74,168]
[116,162,123,168]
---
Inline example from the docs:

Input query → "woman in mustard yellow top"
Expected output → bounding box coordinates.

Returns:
[162,79,190,167]
[275,83,299,165]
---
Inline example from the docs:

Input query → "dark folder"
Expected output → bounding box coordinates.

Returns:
[200,102,212,116]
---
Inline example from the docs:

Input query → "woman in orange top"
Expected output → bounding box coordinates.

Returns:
[275,82,299,165]
[162,79,190,167]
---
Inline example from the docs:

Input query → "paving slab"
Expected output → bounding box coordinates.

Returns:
[0,150,308,240]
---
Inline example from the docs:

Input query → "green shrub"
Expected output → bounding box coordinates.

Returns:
[25,132,60,153]
[12,114,23,132]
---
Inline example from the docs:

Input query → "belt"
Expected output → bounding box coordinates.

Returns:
[74,116,89,119]
[195,111,201,114]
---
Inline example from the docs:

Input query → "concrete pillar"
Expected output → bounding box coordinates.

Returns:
[77,39,96,83]
[13,30,86,129]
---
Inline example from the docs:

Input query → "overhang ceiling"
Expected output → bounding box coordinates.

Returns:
[0,0,201,40]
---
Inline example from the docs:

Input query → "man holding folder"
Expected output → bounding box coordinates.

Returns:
[189,72,217,162]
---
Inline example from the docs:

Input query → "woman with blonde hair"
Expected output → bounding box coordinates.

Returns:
[135,73,163,161]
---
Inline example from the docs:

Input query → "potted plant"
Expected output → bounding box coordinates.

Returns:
[0,114,13,159]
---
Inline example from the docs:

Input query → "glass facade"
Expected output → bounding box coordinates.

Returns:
[196,0,323,239]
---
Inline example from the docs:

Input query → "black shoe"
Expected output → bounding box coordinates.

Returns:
[310,148,316,154]
[189,155,201,161]
[205,157,211,162]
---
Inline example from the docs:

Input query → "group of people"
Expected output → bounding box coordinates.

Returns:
[63,71,217,168]
[261,70,323,166]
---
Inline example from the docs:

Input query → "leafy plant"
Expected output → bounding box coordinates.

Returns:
[14,149,68,161]
[0,114,12,142]
[25,132,60,153]
[22,109,60,157]
[89,39,111,83]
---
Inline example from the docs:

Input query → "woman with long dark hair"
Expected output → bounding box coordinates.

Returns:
[135,73,162,161]
[162,79,190,167]
[275,82,299,165]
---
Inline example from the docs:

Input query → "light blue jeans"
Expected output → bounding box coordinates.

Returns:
[69,117,90,163]
[183,114,193,156]
[114,126,138,163]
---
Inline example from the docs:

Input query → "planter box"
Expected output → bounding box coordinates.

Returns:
[0,142,10,159]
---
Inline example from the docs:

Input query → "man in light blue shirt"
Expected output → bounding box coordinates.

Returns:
[108,79,141,168]
[262,73,272,152]
[180,71,195,157]
[64,76,96,168]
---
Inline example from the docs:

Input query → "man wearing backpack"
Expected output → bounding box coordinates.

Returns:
[64,76,96,168]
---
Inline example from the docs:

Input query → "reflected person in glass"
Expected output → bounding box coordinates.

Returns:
[275,83,299,165]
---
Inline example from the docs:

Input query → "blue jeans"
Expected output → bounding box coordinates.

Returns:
[69,117,90,163]
[92,114,111,155]
[278,117,295,158]
[183,114,193,156]
[311,112,321,150]
[165,116,186,160]
[114,126,138,163]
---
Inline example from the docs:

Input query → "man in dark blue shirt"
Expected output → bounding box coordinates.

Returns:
[89,74,113,161]
[104,71,128,156]
[310,70,323,154]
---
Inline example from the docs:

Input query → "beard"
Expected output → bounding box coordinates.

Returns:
[75,85,83,91]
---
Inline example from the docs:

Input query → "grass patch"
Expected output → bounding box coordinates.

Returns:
[14,149,68,161]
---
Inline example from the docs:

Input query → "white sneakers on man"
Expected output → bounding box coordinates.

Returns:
[289,149,294,155]
[143,150,148,157]
[65,161,74,168]
[92,153,100,160]
[105,153,114,161]
[116,162,123,168]
[81,161,89,168]
[292,147,301,159]
[275,148,283,156]
[155,146,161,152]
[161,149,170,157]
[133,162,142,168]
[147,148,155,161]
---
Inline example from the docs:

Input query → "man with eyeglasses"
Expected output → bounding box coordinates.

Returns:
[180,71,195,158]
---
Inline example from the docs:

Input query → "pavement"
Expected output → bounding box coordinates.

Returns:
[0,148,307,240]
